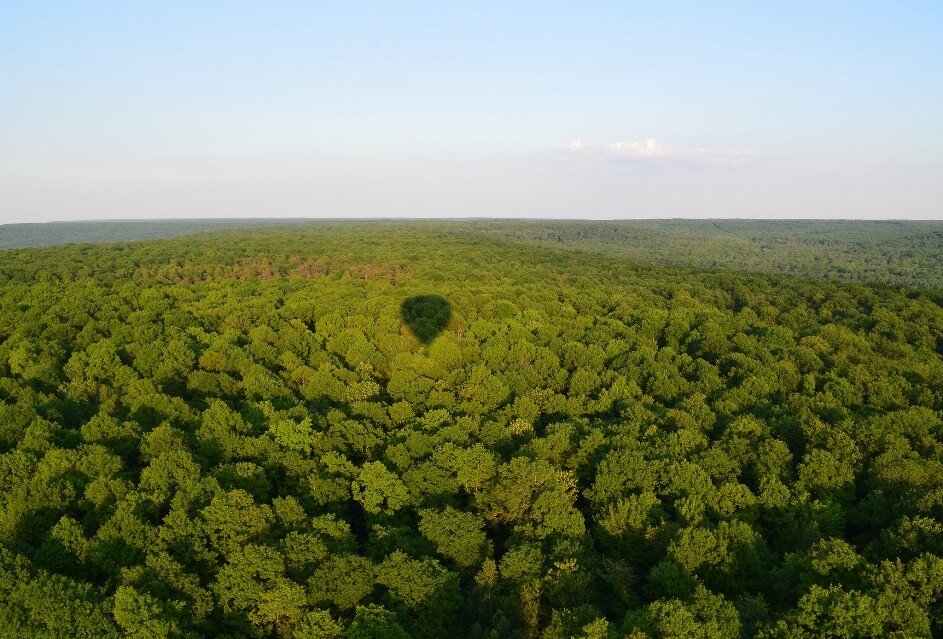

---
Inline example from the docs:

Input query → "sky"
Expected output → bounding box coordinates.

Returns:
[1,1,941,223]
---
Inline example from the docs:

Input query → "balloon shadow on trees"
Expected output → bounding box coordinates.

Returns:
[401,295,451,344]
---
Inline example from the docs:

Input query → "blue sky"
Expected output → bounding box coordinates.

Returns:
[1,1,940,221]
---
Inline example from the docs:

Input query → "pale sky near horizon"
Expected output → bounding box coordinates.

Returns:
[1,2,940,223]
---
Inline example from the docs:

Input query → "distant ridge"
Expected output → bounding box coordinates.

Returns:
[0,219,318,249]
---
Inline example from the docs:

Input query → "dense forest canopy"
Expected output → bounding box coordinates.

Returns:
[4,219,942,289]
[1,221,943,637]
[453,219,943,290]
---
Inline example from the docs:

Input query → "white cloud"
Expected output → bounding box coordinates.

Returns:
[566,138,586,152]
[565,138,754,165]
[609,138,702,158]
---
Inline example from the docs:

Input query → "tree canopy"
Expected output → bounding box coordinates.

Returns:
[1,220,942,637]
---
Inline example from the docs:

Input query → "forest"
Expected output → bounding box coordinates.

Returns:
[1,220,943,638]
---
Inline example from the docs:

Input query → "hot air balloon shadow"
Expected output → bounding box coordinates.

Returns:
[401,295,451,344]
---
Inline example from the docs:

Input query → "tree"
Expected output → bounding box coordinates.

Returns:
[418,507,489,568]
[212,544,306,636]
[352,462,409,515]
[343,605,411,639]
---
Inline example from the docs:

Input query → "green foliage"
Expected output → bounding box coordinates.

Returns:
[1,220,943,637]
[418,507,489,568]
[342,605,411,639]
[0,547,121,637]
[352,462,410,515]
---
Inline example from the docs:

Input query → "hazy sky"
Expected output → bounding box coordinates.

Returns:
[2,1,940,222]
